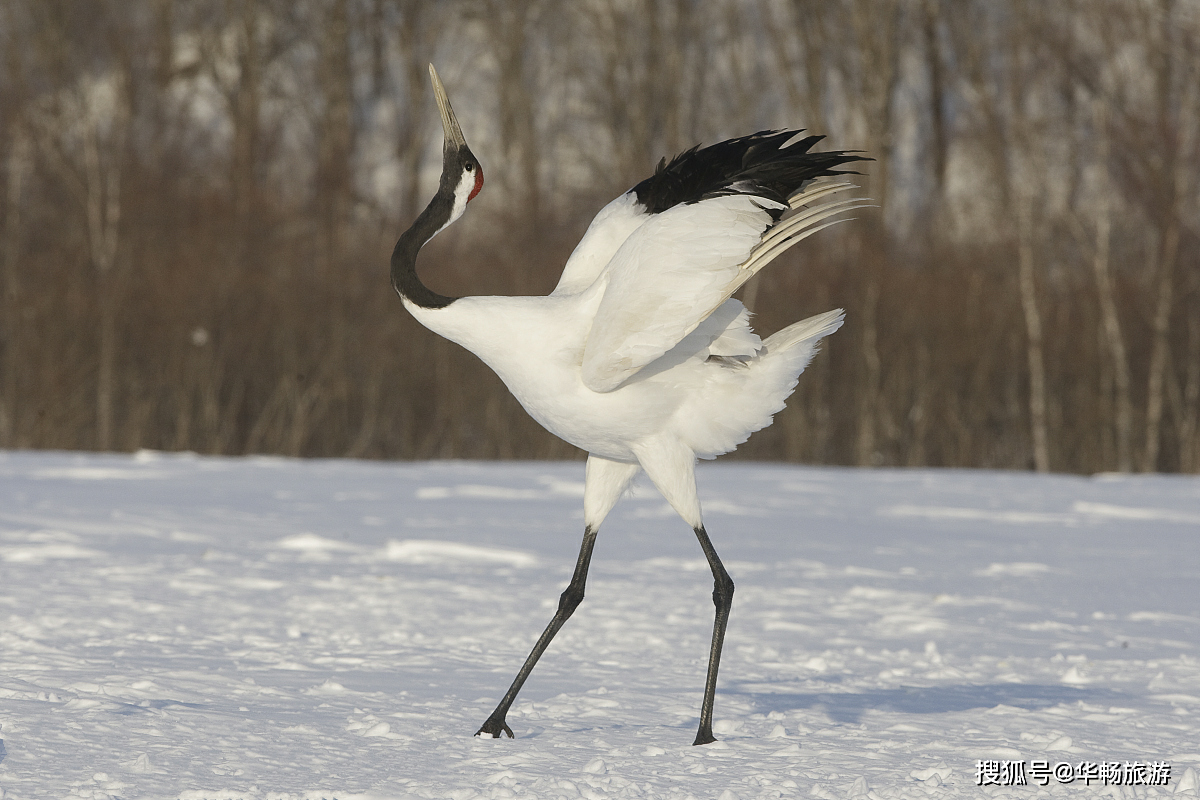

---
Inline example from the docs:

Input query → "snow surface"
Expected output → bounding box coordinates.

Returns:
[1,450,1198,799]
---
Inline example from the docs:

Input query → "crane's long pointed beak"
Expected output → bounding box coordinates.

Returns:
[429,64,467,149]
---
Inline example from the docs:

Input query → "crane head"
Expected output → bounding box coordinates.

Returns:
[429,64,484,217]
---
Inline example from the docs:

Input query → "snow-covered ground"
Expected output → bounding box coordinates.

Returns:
[1,450,1198,799]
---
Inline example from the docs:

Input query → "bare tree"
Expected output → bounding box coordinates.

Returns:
[314,0,354,274]
[1,124,30,447]
[32,66,131,450]
[573,0,701,191]
[1015,199,1050,472]
[200,0,283,270]
[389,0,436,223]
[0,0,28,447]
[767,0,831,135]
[481,0,544,223]
[1104,0,1196,471]
[922,0,949,211]
[1079,99,1134,471]
[1004,1,1052,471]
[1179,307,1200,471]
[846,0,902,467]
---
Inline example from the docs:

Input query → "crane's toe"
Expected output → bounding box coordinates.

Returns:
[475,716,515,739]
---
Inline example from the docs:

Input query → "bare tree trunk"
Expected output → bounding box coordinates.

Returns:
[849,0,900,210]
[346,376,382,458]
[315,0,354,275]
[950,2,1013,214]
[907,342,931,466]
[718,3,758,136]
[1180,308,1200,472]
[486,0,541,222]
[581,0,693,189]
[366,0,387,100]
[768,0,829,131]
[1,124,30,447]
[1088,100,1133,471]
[81,88,128,452]
[1017,201,1050,472]
[1003,0,1051,473]
[856,274,880,466]
[923,0,948,204]
[287,379,330,457]
[228,0,262,256]
[846,0,900,467]
[1143,215,1179,471]
[1138,0,1190,472]
[394,0,430,222]
[95,282,119,450]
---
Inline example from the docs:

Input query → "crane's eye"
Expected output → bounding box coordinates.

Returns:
[465,162,475,172]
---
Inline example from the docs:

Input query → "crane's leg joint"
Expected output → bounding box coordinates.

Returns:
[557,584,585,618]
[711,572,734,611]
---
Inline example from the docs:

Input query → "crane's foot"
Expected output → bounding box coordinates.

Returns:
[475,715,514,739]
[693,727,717,746]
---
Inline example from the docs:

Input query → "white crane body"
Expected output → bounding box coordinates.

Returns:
[405,292,841,469]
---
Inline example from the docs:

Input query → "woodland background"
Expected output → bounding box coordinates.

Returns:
[0,0,1198,473]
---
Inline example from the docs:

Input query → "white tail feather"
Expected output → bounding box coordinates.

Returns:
[763,308,845,353]
[682,308,845,459]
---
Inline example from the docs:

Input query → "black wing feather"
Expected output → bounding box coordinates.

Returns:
[632,130,867,217]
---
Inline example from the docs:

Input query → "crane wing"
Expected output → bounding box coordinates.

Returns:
[558,130,866,301]
[553,192,648,296]
[581,195,773,392]
[581,182,867,393]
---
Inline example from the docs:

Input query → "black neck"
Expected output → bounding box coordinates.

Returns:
[390,191,457,310]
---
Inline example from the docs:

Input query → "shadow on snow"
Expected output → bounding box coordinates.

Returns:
[725,682,1130,724]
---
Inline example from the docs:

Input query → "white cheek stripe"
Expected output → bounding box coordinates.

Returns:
[430,169,476,241]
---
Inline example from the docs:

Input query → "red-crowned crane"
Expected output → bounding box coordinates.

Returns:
[391,65,869,746]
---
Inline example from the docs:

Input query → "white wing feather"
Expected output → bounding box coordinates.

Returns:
[581,182,867,393]
[552,192,647,296]
[705,300,761,357]
[580,195,778,392]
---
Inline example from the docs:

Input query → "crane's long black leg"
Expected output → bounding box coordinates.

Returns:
[692,524,734,746]
[476,525,599,738]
